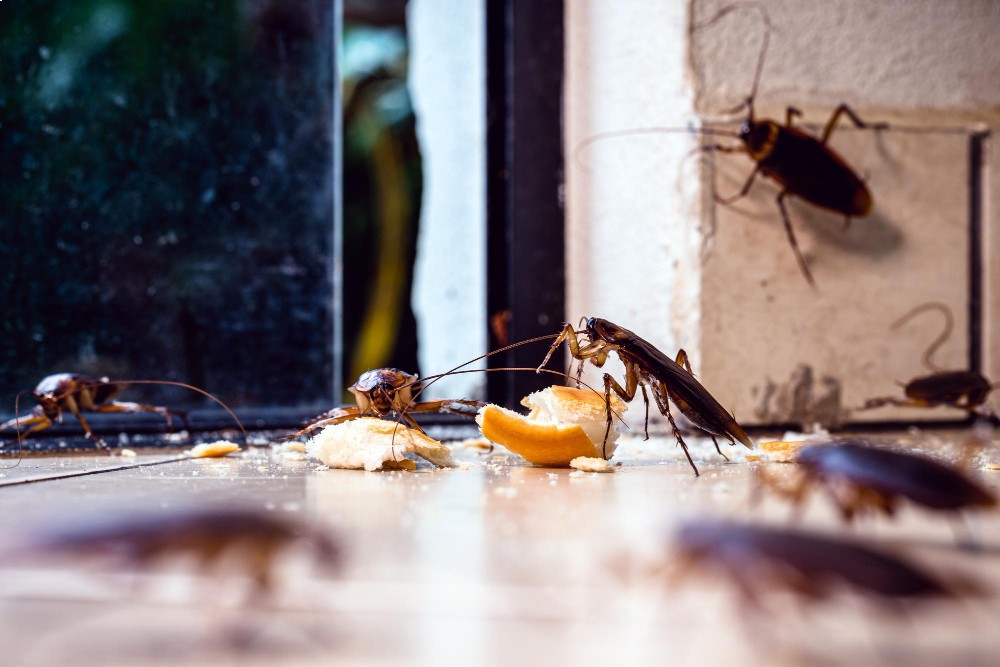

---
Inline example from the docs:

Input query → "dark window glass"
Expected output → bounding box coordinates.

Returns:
[0,1,335,418]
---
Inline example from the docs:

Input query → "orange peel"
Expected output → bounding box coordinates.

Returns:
[476,385,627,467]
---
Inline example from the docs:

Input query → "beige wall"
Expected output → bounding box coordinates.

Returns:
[566,0,999,431]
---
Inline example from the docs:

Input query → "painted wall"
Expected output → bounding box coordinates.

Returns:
[565,0,700,432]
[566,0,1000,430]
[409,0,486,399]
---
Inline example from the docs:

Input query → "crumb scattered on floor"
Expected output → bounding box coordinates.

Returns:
[186,441,241,458]
[570,457,614,473]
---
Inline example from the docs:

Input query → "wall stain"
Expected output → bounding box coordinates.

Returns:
[753,364,843,429]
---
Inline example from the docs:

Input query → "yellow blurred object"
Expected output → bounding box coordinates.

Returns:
[759,439,808,463]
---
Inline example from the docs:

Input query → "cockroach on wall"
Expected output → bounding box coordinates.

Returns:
[0,373,247,450]
[577,3,887,287]
[758,440,996,523]
[671,519,960,607]
[692,3,889,287]
[859,302,998,422]
[537,317,752,476]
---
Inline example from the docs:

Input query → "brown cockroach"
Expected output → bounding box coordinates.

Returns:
[672,519,958,607]
[577,4,887,287]
[860,303,998,422]
[286,335,621,445]
[0,373,247,451]
[283,367,487,440]
[691,3,888,287]
[759,440,996,522]
[15,507,341,597]
[537,317,752,475]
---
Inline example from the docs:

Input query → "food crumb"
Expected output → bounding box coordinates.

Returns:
[120,449,137,458]
[759,440,808,463]
[186,441,241,458]
[984,463,1000,471]
[569,457,614,473]
[272,441,309,460]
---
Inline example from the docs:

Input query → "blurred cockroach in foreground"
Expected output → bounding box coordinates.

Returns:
[672,519,959,608]
[537,317,752,475]
[0,374,247,450]
[757,440,996,523]
[14,508,341,598]
[859,303,999,423]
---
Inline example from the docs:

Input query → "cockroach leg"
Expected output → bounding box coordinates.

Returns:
[640,384,651,441]
[711,435,729,461]
[785,106,803,127]
[674,349,694,377]
[61,395,103,446]
[655,386,699,476]
[776,191,816,288]
[91,401,190,430]
[601,365,638,458]
[820,103,888,145]
[715,165,760,206]
[538,323,576,371]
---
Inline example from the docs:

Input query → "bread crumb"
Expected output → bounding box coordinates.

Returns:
[186,441,241,458]
[307,417,454,471]
[272,441,309,460]
[120,449,137,458]
[759,440,807,463]
[453,437,494,453]
[569,456,614,473]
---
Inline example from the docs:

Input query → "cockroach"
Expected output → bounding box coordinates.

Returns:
[860,303,999,422]
[0,373,247,451]
[691,4,889,287]
[537,317,752,475]
[286,338,621,449]
[577,3,887,287]
[283,367,487,441]
[758,440,996,522]
[672,519,957,606]
[15,507,341,597]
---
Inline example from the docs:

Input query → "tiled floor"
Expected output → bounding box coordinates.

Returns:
[0,429,997,666]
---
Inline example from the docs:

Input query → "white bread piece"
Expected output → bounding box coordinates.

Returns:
[307,417,455,471]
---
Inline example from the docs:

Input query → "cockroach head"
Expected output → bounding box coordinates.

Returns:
[586,317,629,344]
[738,120,778,159]
[37,392,62,418]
